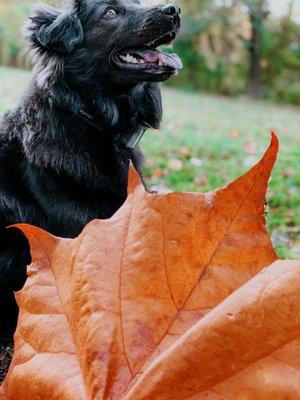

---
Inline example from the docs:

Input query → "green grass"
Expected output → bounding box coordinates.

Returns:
[0,67,30,114]
[1,66,300,259]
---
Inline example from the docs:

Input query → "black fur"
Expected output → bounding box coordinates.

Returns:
[0,0,181,359]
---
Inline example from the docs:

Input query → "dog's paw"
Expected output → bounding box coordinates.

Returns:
[0,336,13,383]
[0,334,13,352]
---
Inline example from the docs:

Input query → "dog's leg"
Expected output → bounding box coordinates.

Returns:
[0,228,31,380]
[0,286,19,342]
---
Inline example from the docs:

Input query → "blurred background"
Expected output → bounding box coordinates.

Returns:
[0,0,299,258]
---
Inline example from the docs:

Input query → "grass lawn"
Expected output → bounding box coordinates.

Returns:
[1,66,299,258]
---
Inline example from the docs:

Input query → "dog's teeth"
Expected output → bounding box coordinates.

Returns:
[120,53,139,64]
[120,54,129,62]
[128,55,138,63]
[158,60,163,66]
[120,54,139,63]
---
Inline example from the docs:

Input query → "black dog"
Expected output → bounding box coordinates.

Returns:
[0,0,181,363]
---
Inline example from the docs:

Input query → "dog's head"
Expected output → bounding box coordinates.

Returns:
[25,0,182,88]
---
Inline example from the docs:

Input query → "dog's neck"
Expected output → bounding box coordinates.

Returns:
[14,76,162,186]
[48,78,162,131]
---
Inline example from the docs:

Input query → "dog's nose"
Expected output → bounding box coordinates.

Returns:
[161,4,181,17]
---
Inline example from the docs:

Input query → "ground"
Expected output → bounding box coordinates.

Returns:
[0,66,299,258]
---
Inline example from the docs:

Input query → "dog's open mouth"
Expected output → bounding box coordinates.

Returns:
[113,31,182,74]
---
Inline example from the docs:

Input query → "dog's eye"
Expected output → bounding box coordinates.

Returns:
[103,8,118,18]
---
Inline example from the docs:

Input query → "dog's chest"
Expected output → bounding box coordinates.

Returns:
[15,94,144,237]
[21,131,132,236]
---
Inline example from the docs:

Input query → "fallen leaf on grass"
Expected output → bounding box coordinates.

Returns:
[168,158,183,171]
[2,133,299,400]
[244,141,257,155]
[229,129,239,139]
[179,147,191,156]
[151,167,165,179]
[193,172,208,186]
[190,157,203,167]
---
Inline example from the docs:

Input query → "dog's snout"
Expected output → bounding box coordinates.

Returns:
[161,4,181,16]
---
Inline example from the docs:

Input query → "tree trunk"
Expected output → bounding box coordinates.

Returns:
[245,1,268,98]
[248,13,263,97]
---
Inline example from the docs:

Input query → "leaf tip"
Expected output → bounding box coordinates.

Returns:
[269,130,279,152]
[127,163,144,194]
[259,130,279,172]
[10,224,57,263]
[11,223,53,240]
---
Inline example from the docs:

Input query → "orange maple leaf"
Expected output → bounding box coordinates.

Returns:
[1,133,300,399]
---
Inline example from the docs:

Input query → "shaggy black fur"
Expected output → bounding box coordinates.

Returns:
[0,0,181,359]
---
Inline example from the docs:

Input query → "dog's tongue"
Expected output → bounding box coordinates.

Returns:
[135,49,183,69]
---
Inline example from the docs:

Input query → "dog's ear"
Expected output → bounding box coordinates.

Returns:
[27,3,83,54]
